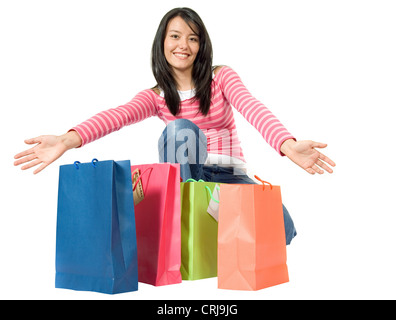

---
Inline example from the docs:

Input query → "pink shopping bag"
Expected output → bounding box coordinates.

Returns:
[130,163,181,286]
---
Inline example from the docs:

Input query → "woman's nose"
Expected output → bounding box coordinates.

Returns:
[178,37,188,49]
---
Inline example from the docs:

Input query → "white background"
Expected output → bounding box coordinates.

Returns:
[1,0,395,300]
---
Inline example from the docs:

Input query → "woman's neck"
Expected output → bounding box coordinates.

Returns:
[173,68,194,91]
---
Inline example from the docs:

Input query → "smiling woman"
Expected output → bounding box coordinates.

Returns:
[14,7,337,248]
[151,7,213,116]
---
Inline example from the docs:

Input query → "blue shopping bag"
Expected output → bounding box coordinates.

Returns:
[55,159,138,294]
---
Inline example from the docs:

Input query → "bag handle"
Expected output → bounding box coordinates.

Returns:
[73,158,99,170]
[184,178,220,203]
[185,178,205,183]
[205,185,221,203]
[132,167,153,191]
[91,158,98,167]
[254,175,273,190]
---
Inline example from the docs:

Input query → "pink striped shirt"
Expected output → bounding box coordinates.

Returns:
[71,66,295,162]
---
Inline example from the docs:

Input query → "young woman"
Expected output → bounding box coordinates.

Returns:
[14,8,335,244]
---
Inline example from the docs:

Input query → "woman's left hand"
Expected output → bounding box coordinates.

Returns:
[280,139,336,175]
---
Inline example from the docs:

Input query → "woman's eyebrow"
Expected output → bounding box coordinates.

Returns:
[168,29,198,36]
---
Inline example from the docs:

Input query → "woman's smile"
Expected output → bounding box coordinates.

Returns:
[173,52,191,59]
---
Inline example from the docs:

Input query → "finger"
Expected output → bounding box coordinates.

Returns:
[14,146,36,160]
[316,159,333,173]
[24,137,42,145]
[312,164,324,174]
[33,162,49,175]
[21,159,42,170]
[14,153,38,166]
[306,168,316,175]
[312,141,327,149]
[318,153,336,167]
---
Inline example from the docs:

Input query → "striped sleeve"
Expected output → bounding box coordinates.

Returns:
[71,89,158,146]
[217,66,295,155]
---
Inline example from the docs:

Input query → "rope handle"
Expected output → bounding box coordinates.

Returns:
[183,178,220,203]
[74,158,99,170]
[254,175,273,190]
[132,167,153,191]
[205,185,221,203]
[185,178,205,183]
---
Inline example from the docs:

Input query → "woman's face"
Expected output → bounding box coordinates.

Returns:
[164,16,200,75]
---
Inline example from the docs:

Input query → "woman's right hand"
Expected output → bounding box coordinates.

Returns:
[14,131,82,174]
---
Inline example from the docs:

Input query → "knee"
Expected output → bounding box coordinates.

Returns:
[166,119,199,132]
[158,119,208,164]
[161,119,206,144]
[282,204,297,245]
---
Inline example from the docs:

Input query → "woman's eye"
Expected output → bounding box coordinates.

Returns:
[190,38,198,42]
[171,34,179,39]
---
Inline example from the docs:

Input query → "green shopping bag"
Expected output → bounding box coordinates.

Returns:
[180,179,220,280]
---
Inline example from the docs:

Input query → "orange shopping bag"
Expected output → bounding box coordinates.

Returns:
[217,176,289,290]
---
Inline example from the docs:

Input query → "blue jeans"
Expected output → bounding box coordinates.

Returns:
[158,119,297,245]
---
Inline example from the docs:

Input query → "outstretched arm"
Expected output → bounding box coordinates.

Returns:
[14,131,82,174]
[216,66,335,175]
[14,89,159,174]
[280,139,336,174]
[216,66,296,155]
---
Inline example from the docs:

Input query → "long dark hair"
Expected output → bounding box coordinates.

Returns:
[151,8,213,116]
